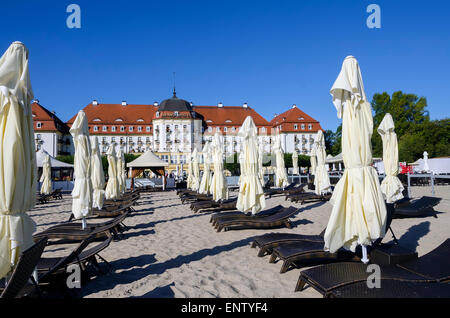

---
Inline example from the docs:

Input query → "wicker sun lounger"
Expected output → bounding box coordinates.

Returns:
[264,183,305,198]
[296,239,450,297]
[213,206,300,232]
[393,196,441,219]
[38,234,113,283]
[251,229,326,257]
[210,205,286,226]
[268,203,397,273]
[0,238,48,298]
[181,193,213,204]
[191,198,237,213]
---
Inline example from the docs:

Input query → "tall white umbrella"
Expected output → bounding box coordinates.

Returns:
[237,116,266,215]
[116,148,126,193]
[324,56,387,263]
[186,153,194,189]
[258,143,265,185]
[292,151,299,175]
[313,130,331,195]
[90,136,105,209]
[238,151,245,186]
[378,113,404,203]
[105,145,119,200]
[310,145,317,175]
[40,154,52,194]
[70,110,93,229]
[422,151,430,173]
[0,42,37,279]
[210,132,228,201]
[274,133,289,188]
[199,141,212,194]
[191,147,200,191]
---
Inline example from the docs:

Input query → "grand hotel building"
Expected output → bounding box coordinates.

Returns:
[33,90,323,174]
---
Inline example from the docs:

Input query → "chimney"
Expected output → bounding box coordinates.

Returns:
[32,99,39,104]
[243,102,248,108]
[190,101,193,106]
[122,100,127,106]
[292,104,297,108]
[92,100,98,106]
[218,102,223,108]
[154,101,159,106]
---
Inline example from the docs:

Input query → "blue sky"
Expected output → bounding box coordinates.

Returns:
[1,0,449,130]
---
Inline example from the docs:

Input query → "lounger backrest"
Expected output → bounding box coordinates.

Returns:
[412,196,441,209]
[264,206,299,221]
[77,235,113,262]
[1,238,48,299]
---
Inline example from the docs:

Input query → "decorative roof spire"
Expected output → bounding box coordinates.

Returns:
[172,71,177,97]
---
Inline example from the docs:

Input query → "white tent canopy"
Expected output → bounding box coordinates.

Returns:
[35,148,73,168]
[413,157,450,174]
[127,150,168,168]
[325,153,343,164]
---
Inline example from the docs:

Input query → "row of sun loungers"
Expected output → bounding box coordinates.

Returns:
[0,189,143,298]
[36,188,63,204]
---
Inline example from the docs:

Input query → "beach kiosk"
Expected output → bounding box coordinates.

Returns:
[127,150,169,190]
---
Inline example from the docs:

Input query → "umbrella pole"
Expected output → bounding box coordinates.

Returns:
[361,245,369,264]
[82,217,87,230]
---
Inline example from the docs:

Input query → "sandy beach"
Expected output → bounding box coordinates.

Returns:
[28,185,450,298]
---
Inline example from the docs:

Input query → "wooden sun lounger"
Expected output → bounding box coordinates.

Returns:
[296,239,450,297]
[286,192,332,204]
[181,193,213,204]
[213,206,299,232]
[0,238,47,299]
[393,196,441,219]
[264,183,305,198]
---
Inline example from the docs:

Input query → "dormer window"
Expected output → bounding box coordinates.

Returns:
[206,120,213,123]
[93,118,101,122]
[102,126,107,132]
[294,124,298,130]
[112,126,116,132]
[301,124,305,130]
[298,117,304,120]
[174,111,179,117]
[308,124,312,130]
[138,126,142,132]
[136,119,144,122]
[36,122,42,128]
[129,126,134,132]
[146,126,151,132]
[225,119,232,123]
[115,118,123,122]
[93,126,98,132]
[156,112,160,118]
[120,126,125,132]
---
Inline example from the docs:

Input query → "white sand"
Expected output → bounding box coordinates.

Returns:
[28,185,450,298]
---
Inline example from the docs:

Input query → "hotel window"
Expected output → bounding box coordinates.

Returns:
[138,126,142,132]
[128,137,133,141]
[180,155,186,164]
[111,137,115,142]
[260,127,266,133]
[120,126,125,132]
[216,127,220,132]
[36,122,42,128]
[170,155,177,164]
[36,134,41,140]
[102,126,107,132]
[224,127,228,132]
[112,126,116,132]
[129,126,133,132]
[294,124,298,130]
[232,127,236,132]
[146,126,151,132]
[174,111,179,117]
[161,155,169,163]
[156,111,160,118]
[183,125,187,129]
[138,137,142,142]
[93,126,98,132]
[146,137,150,142]
[308,124,312,130]
[102,137,106,142]
[120,137,124,143]
[301,124,305,130]
[174,125,178,130]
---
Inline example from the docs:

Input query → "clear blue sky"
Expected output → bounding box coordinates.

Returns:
[1,0,449,130]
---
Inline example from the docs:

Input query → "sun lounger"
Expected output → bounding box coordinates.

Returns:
[51,188,63,200]
[251,229,326,257]
[181,193,213,204]
[191,198,237,213]
[268,203,397,273]
[210,205,286,226]
[393,196,441,219]
[38,234,113,284]
[295,239,450,297]
[213,206,300,232]
[286,192,332,204]
[264,183,305,198]
[0,238,48,298]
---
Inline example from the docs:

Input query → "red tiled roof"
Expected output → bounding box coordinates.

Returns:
[193,106,270,127]
[32,102,68,132]
[270,106,323,132]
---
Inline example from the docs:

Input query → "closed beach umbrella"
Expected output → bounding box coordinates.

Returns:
[422,151,430,173]
[0,42,37,279]
[90,136,105,209]
[378,113,404,203]
[324,56,387,262]
[186,153,193,189]
[40,154,52,194]
[191,147,200,191]
[310,145,317,175]
[292,151,299,175]
[237,116,266,214]
[116,148,126,193]
[313,130,331,195]
[199,141,212,194]
[258,143,265,185]
[210,132,228,201]
[70,110,93,228]
[274,133,289,188]
[105,145,119,199]
[238,151,245,186]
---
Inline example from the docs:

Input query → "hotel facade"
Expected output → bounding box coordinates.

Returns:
[34,91,323,174]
